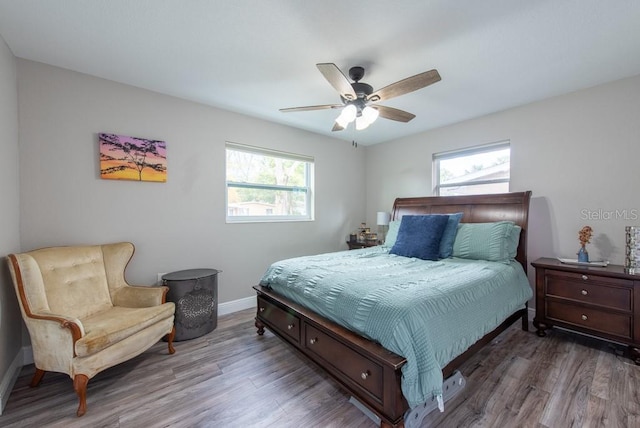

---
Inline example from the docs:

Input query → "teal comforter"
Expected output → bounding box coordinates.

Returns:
[259,246,532,409]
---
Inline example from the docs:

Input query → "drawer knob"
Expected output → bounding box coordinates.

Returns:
[309,338,317,345]
[582,275,588,281]
[361,371,370,380]
[259,307,265,312]
[582,314,588,321]
[287,324,294,330]
[581,289,588,296]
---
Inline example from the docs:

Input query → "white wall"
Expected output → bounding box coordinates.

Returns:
[366,75,640,284]
[17,60,366,304]
[0,34,22,412]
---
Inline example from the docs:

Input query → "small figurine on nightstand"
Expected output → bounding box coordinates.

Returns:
[577,226,593,263]
[358,223,370,243]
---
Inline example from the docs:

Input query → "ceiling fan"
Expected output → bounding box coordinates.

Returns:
[280,63,441,131]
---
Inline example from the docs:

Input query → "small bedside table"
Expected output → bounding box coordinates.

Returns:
[531,257,640,364]
[346,241,379,250]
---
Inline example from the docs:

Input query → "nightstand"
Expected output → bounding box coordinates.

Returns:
[346,241,379,250]
[531,257,640,364]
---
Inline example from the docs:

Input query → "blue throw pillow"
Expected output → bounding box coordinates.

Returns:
[390,215,449,260]
[439,212,463,259]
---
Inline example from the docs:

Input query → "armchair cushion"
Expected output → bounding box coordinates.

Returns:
[76,304,175,357]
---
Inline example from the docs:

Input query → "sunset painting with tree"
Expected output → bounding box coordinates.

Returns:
[99,133,167,182]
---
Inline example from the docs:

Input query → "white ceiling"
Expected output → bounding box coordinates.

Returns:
[1,1,640,145]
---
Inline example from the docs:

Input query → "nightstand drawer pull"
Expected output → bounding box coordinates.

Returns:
[287,323,294,330]
[309,338,317,345]
[582,275,588,280]
[259,307,265,312]
[581,289,588,296]
[361,370,370,380]
[582,314,588,321]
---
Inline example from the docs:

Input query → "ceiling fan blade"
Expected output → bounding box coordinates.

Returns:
[367,69,441,103]
[316,63,357,101]
[280,104,343,113]
[331,122,345,132]
[374,105,416,122]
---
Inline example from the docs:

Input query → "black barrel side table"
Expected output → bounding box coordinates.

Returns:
[162,268,220,341]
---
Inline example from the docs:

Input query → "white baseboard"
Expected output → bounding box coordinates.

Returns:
[22,346,33,366]
[218,295,256,316]
[0,348,28,415]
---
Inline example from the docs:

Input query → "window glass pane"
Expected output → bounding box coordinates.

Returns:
[226,150,306,186]
[226,143,313,222]
[439,148,510,185]
[227,187,308,216]
[434,143,510,196]
[438,182,510,196]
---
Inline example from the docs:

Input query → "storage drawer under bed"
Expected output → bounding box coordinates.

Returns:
[304,324,384,401]
[257,296,301,343]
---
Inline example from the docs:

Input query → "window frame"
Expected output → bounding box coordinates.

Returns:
[433,141,510,196]
[225,142,314,223]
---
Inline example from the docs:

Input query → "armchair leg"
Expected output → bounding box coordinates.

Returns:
[30,368,46,387]
[73,374,89,417]
[166,326,176,354]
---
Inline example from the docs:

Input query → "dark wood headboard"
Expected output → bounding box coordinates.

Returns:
[391,191,532,272]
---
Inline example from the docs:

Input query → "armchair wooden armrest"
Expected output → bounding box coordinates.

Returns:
[25,310,85,337]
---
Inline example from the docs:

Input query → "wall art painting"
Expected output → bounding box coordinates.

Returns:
[99,133,167,182]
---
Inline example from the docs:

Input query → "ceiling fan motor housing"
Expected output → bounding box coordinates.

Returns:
[348,66,365,82]
[341,82,374,106]
[351,82,373,98]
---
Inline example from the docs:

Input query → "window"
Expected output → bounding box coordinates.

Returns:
[433,141,510,196]
[225,142,314,222]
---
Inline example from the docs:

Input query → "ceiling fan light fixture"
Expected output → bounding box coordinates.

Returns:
[335,104,357,127]
[362,105,379,123]
[354,106,379,130]
[355,115,371,130]
[335,115,350,128]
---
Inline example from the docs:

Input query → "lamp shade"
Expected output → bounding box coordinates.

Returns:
[377,211,391,226]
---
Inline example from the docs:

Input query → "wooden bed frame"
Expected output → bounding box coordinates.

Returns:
[254,191,532,428]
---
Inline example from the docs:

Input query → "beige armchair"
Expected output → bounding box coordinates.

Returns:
[7,242,176,416]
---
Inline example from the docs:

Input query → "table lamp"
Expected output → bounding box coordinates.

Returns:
[377,211,391,244]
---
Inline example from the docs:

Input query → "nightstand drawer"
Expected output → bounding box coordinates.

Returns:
[546,274,631,311]
[305,324,383,400]
[546,269,633,288]
[546,300,632,339]
[257,296,300,343]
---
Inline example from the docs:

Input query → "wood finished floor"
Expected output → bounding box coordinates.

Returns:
[2,308,640,427]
